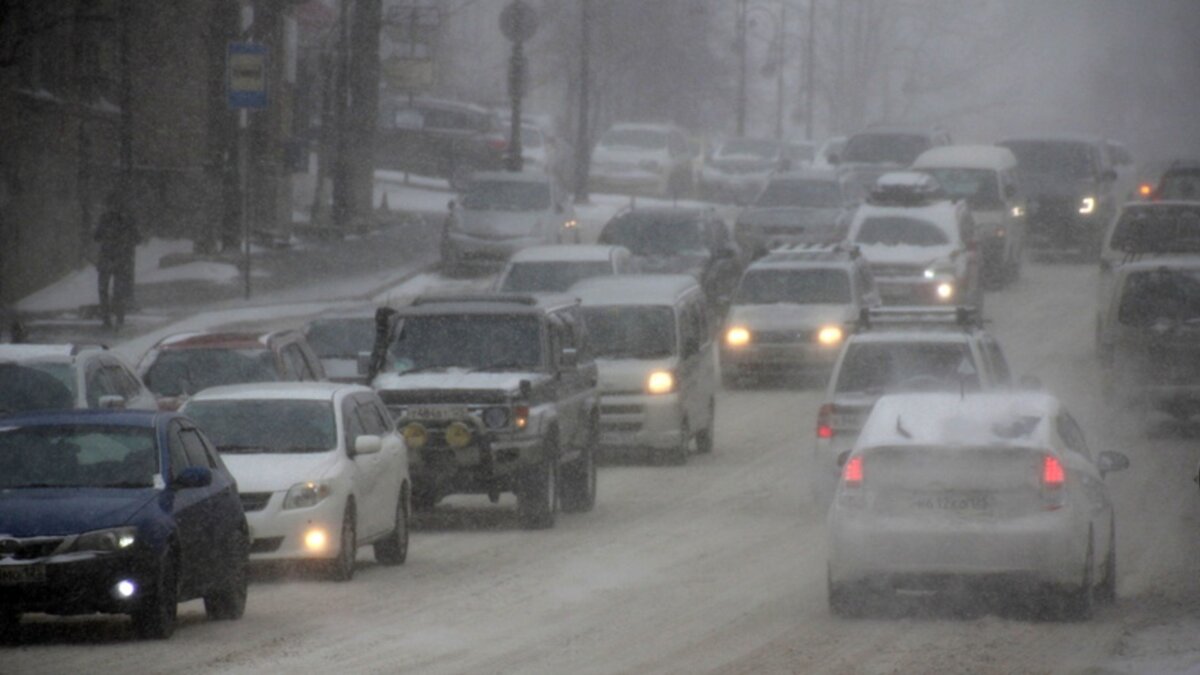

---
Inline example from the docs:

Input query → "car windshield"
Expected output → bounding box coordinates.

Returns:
[1117,268,1200,326]
[855,217,950,246]
[582,306,675,359]
[919,168,1004,209]
[500,262,614,293]
[718,139,780,159]
[736,269,852,305]
[143,348,279,397]
[1000,141,1094,179]
[842,134,930,166]
[835,342,979,394]
[0,363,76,414]
[1109,206,1200,254]
[0,425,158,489]
[599,214,706,255]
[1156,170,1200,200]
[184,400,338,454]
[388,314,542,372]
[600,129,667,150]
[305,318,376,359]
[754,179,843,208]
[14,362,77,398]
[462,180,551,211]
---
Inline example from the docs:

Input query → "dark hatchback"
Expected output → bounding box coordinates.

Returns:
[0,410,248,639]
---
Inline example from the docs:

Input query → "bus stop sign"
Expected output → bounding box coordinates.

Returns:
[228,43,268,109]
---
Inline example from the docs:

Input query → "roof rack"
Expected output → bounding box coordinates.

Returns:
[760,242,861,262]
[867,172,946,206]
[411,293,539,307]
[858,305,983,331]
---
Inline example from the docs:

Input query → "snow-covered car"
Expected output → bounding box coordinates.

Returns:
[846,171,982,309]
[304,310,376,384]
[733,168,863,257]
[699,137,791,204]
[441,171,578,274]
[589,123,695,198]
[493,244,634,294]
[365,294,599,529]
[720,244,879,387]
[827,391,1129,619]
[571,275,717,464]
[182,382,409,581]
[912,145,1026,288]
[833,125,952,191]
[1097,258,1200,423]
[0,343,157,412]
[813,306,1014,505]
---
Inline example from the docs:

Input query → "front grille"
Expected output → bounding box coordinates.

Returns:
[239,492,272,513]
[601,421,643,432]
[601,404,643,415]
[871,264,924,278]
[0,536,64,561]
[379,389,509,406]
[754,329,813,344]
[249,537,284,554]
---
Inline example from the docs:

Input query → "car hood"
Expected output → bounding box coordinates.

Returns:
[595,357,677,393]
[858,243,956,267]
[737,207,842,229]
[458,210,544,238]
[727,304,857,330]
[0,488,158,536]
[373,369,539,393]
[634,252,707,277]
[221,450,342,493]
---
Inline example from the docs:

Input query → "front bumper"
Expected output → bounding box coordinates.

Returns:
[720,341,840,377]
[875,277,961,306]
[239,494,345,562]
[409,432,544,495]
[596,391,685,449]
[0,550,153,616]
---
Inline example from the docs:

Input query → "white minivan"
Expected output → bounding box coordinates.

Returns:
[571,275,717,465]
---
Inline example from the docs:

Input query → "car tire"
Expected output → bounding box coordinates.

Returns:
[661,418,690,466]
[1048,532,1094,621]
[203,529,248,621]
[827,568,869,618]
[694,398,716,455]
[518,438,559,529]
[328,505,357,582]
[412,487,439,512]
[374,486,410,566]
[1098,519,1117,604]
[132,552,179,640]
[560,426,597,514]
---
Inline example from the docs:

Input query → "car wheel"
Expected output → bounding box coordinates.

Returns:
[694,398,716,455]
[204,528,248,621]
[132,552,179,639]
[1097,519,1117,604]
[1048,531,1094,621]
[374,487,410,566]
[827,568,870,618]
[328,505,357,582]
[412,487,439,512]
[661,418,690,466]
[518,437,559,530]
[561,423,597,513]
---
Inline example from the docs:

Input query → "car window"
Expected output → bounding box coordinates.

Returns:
[85,365,119,407]
[355,398,388,436]
[981,336,1012,385]
[755,179,843,208]
[736,268,852,305]
[168,424,190,480]
[835,341,978,394]
[179,427,216,469]
[581,306,676,359]
[343,399,366,451]
[1056,413,1091,461]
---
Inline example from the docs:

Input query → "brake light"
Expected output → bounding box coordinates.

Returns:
[1042,455,1065,486]
[842,455,863,485]
[487,137,509,152]
[817,404,835,439]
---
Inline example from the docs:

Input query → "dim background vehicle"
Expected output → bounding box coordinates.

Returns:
[698,137,799,204]
[0,343,156,412]
[375,97,507,190]
[571,275,716,465]
[0,410,249,639]
[733,168,863,258]
[589,123,696,198]
[303,310,377,384]
[493,244,634,294]
[827,392,1128,619]
[832,125,953,191]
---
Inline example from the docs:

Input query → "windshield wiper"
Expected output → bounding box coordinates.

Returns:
[397,363,458,375]
[5,483,70,489]
[470,360,533,373]
[96,481,154,488]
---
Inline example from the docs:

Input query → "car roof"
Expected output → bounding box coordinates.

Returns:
[853,125,942,137]
[469,170,552,184]
[1116,258,1200,275]
[187,381,369,402]
[847,330,975,344]
[610,206,709,220]
[0,408,166,428]
[0,344,104,363]
[753,243,862,267]
[997,134,1104,147]
[508,245,623,263]
[570,274,700,307]
[768,167,842,182]
[912,145,1017,171]
[857,392,1059,450]
[153,331,282,350]
[392,96,493,115]
[399,292,576,315]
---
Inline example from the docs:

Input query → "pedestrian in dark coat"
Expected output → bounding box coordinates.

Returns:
[94,189,139,328]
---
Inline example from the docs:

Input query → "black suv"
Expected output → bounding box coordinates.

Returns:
[832,125,953,191]
[376,97,507,189]
[366,295,599,529]
[997,135,1120,259]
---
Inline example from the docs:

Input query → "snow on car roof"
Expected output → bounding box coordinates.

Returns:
[853,199,962,235]
[912,145,1017,171]
[570,274,699,306]
[470,170,552,184]
[857,392,1059,450]
[1116,257,1200,274]
[509,245,622,263]
[608,122,679,133]
[0,344,81,362]
[157,331,274,349]
[187,381,368,402]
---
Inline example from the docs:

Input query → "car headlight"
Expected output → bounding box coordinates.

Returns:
[646,370,676,395]
[482,406,510,429]
[1079,196,1096,215]
[817,326,844,346]
[283,481,332,510]
[402,422,428,449]
[563,219,578,230]
[68,526,138,553]
[725,326,751,347]
[936,282,955,300]
[1010,205,1024,218]
[923,264,954,279]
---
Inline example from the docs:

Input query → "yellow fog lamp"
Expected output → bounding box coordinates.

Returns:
[444,421,473,449]
[402,422,428,449]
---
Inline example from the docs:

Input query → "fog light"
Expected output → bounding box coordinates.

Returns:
[1079,196,1096,215]
[817,326,844,346]
[115,579,137,598]
[725,326,751,347]
[646,370,676,394]
[936,283,954,300]
[304,528,329,552]
[445,421,472,448]
[402,423,428,449]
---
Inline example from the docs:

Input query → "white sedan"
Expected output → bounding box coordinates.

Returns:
[827,391,1129,619]
[183,382,410,581]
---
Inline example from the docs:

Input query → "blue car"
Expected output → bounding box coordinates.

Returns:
[0,410,248,639]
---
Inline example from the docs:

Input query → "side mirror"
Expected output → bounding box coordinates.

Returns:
[174,466,212,489]
[1018,374,1042,390]
[560,347,579,368]
[1096,451,1129,476]
[98,395,127,410]
[354,434,383,456]
[357,351,373,377]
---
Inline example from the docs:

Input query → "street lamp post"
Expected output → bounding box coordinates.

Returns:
[736,0,788,140]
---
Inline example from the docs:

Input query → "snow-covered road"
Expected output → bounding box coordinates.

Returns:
[7,261,1200,675]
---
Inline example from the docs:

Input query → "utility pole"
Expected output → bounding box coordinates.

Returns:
[573,0,592,202]
[735,0,748,136]
[805,0,816,140]
[774,4,786,140]
[118,0,132,190]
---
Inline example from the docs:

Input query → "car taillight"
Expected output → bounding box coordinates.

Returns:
[1040,453,1066,509]
[842,455,863,485]
[487,137,508,152]
[817,404,835,439]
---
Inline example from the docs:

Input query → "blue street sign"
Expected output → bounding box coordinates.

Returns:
[228,43,268,109]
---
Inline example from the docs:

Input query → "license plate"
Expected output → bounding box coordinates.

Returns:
[0,563,46,585]
[832,414,862,430]
[407,406,469,421]
[913,492,992,513]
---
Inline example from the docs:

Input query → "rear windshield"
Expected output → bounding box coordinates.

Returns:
[500,261,614,293]
[143,348,278,397]
[1000,141,1095,179]
[736,268,852,305]
[1109,206,1200,254]
[462,180,551,211]
[599,214,705,254]
[855,217,949,246]
[843,134,930,166]
[582,306,676,359]
[1156,170,1200,200]
[600,129,667,150]
[0,425,158,489]
[836,342,978,394]
[185,400,338,454]
[1117,268,1200,326]
[918,168,1003,209]
[754,179,843,208]
[305,318,375,359]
